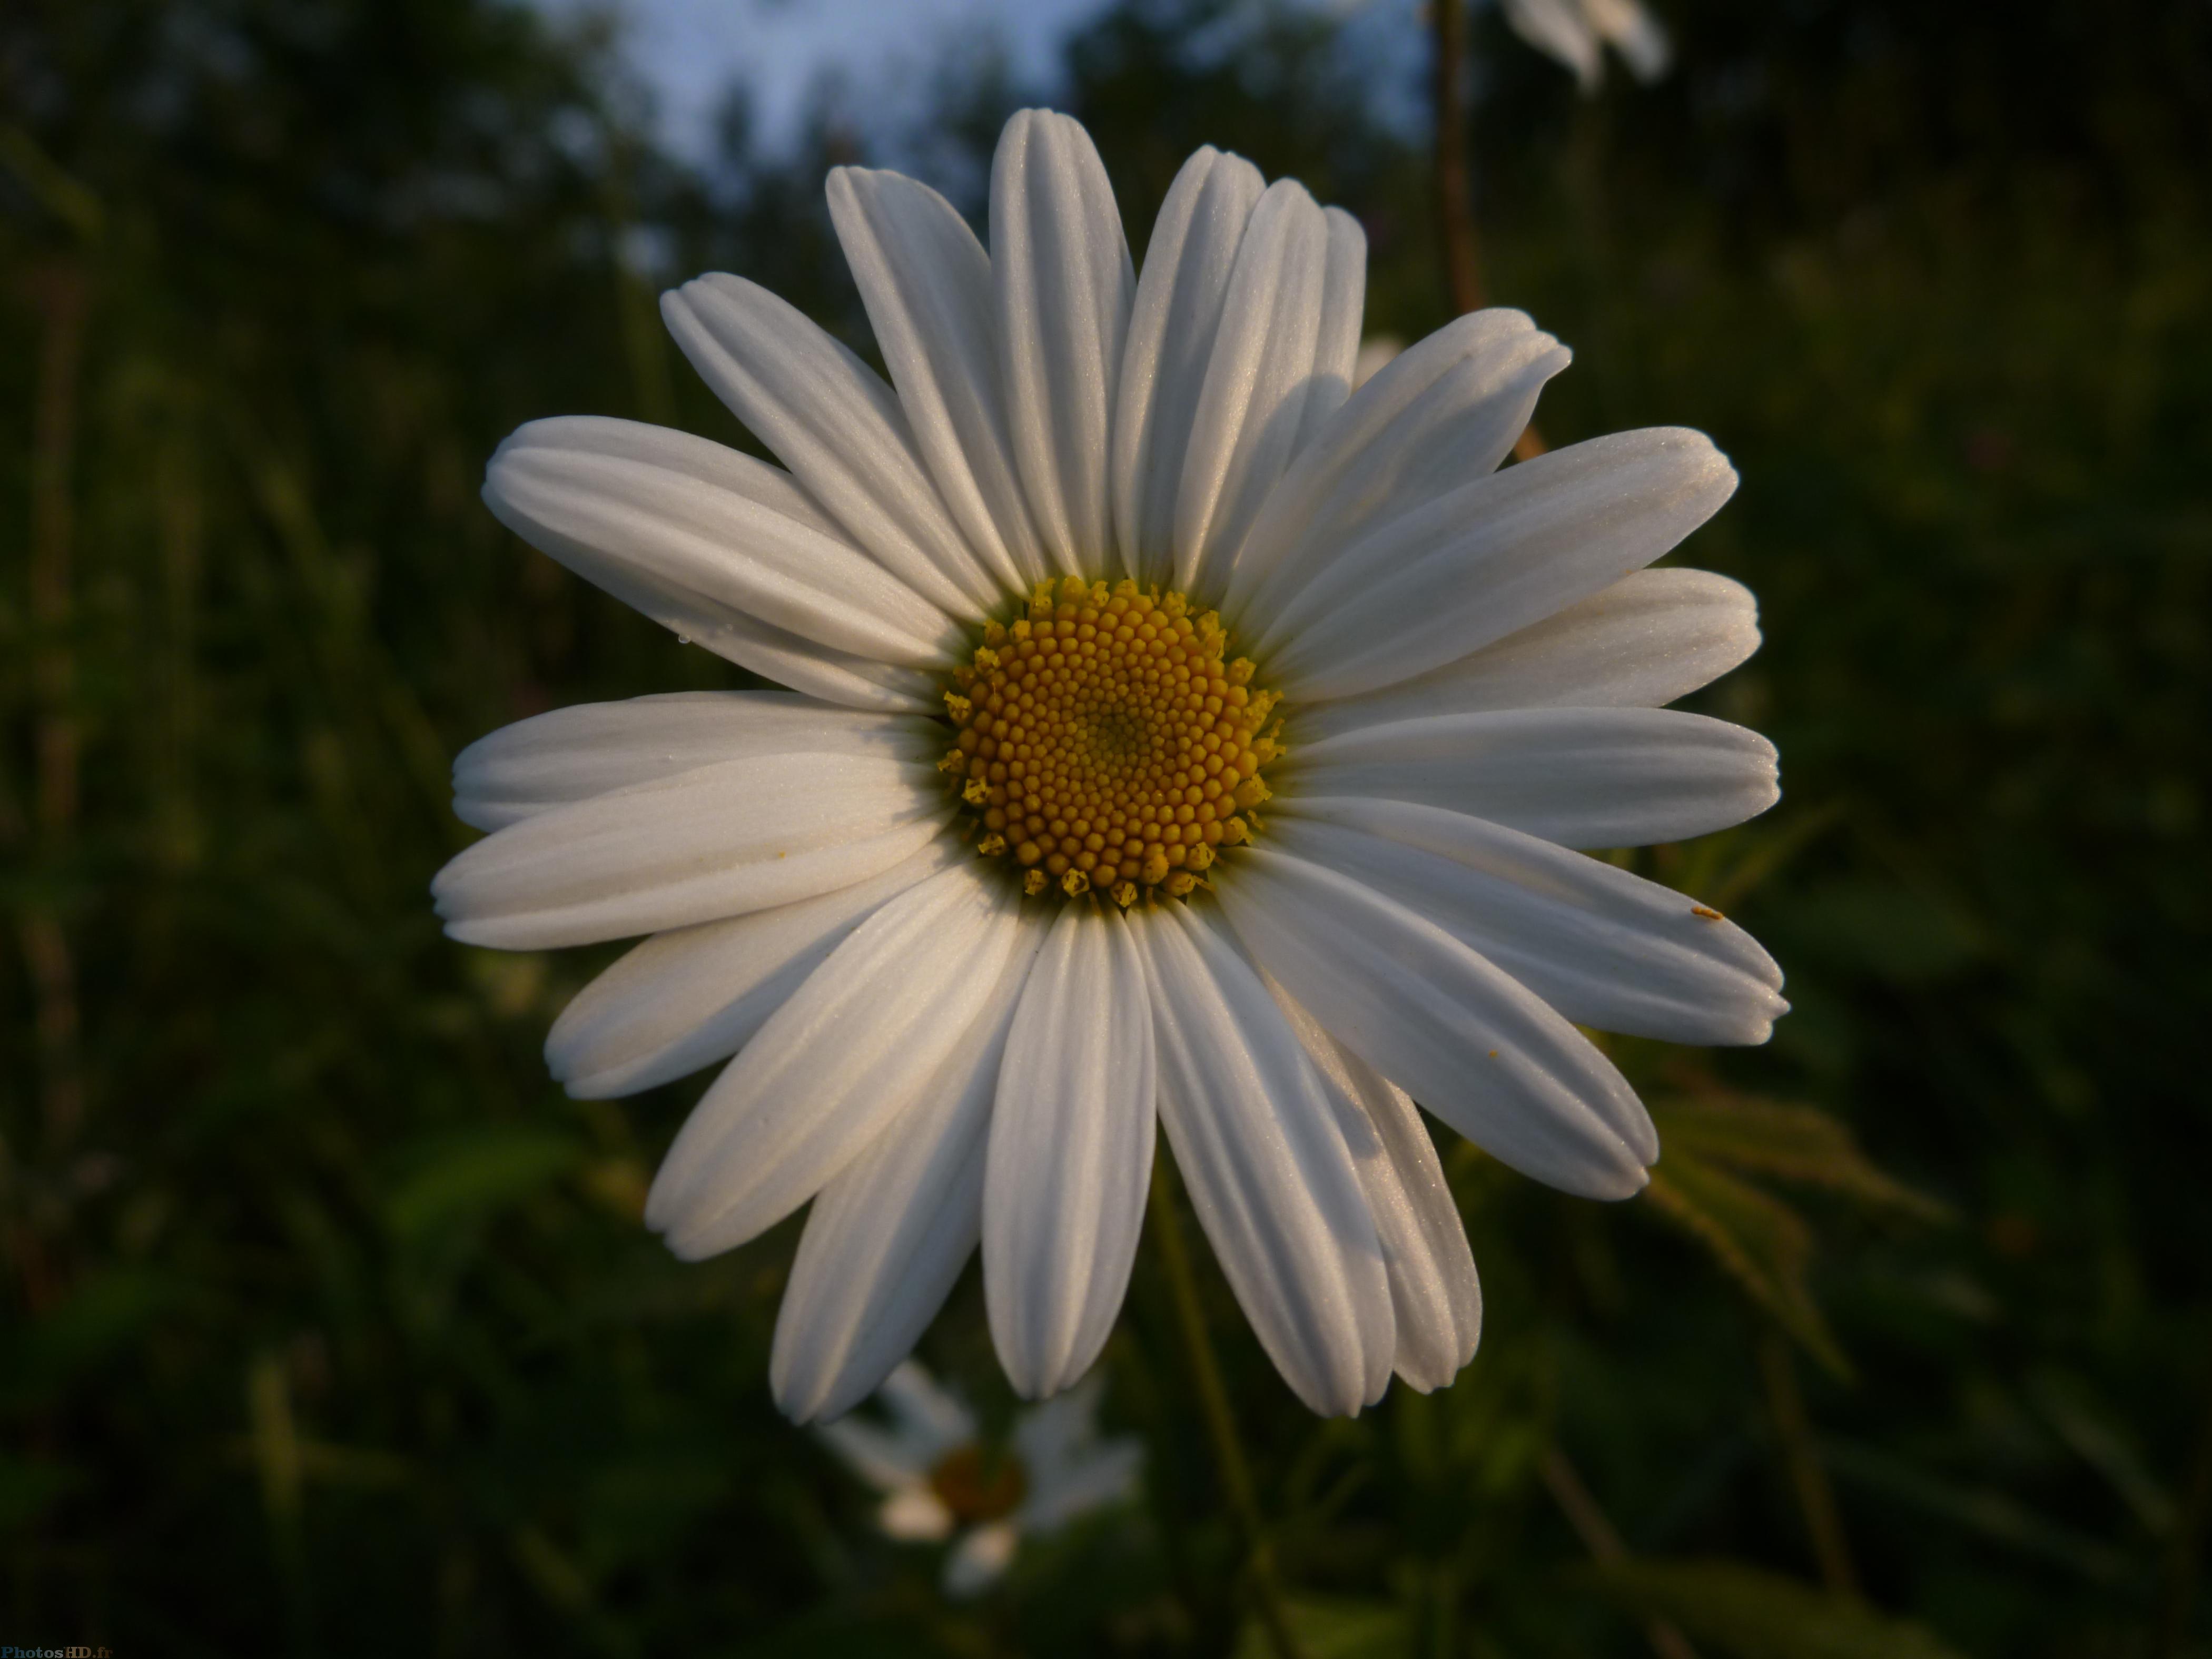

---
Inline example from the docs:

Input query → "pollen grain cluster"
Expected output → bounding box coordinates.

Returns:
[941,576,1282,905]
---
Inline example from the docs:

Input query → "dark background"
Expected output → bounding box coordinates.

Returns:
[2,0,2207,1653]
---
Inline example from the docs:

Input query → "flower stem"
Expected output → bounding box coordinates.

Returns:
[1150,1157,1307,1659]
[1430,0,1487,317]
[1756,1329,1860,1596]
[1539,1448,1701,1659]
[1428,0,1549,461]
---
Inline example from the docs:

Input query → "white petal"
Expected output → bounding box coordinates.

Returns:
[646,862,1026,1258]
[991,109,1134,572]
[1275,798,1788,1044]
[1504,0,1604,90]
[1258,428,1740,699]
[1297,568,1760,740]
[489,498,936,711]
[770,914,1049,1423]
[1173,179,1330,594]
[452,691,935,832]
[1009,1371,1105,1486]
[1289,706,1781,850]
[1111,145,1265,586]
[486,416,959,668]
[877,1357,982,1457]
[1269,985,1482,1393]
[827,165,1043,588]
[1137,903,1394,1415]
[944,1522,1020,1596]
[1587,0,1671,80]
[661,275,1000,613]
[431,752,950,950]
[1288,206,1368,456]
[477,424,931,709]
[1016,1398,1142,1532]
[984,903,1155,1398]
[1213,847,1653,1198]
[881,1485,956,1542]
[1222,309,1569,629]
[816,1419,932,1493]
[546,835,966,1099]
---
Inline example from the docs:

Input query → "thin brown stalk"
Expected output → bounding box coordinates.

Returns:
[1431,0,1486,317]
[1757,1329,1860,1596]
[2157,1371,2212,1656]
[1430,0,1549,462]
[1539,1447,1702,1659]
[1150,1157,1307,1659]
[21,259,90,1152]
[604,139,676,428]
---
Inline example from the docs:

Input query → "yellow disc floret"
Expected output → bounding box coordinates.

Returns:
[943,576,1283,905]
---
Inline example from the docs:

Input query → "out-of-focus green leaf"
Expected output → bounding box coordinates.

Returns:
[1820,1441,2137,1583]
[1783,880,1983,986]
[1652,1095,1949,1221]
[1235,1597,1407,1659]
[1644,1145,1850,1376]
[1586,1558,1967,1659]
[1645,1093,1947,1374]
[383,1123,584,1241]
[0,1450,81,1528]
[1,1268,180,1406]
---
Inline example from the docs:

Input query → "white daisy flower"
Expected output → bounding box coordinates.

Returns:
[1501,0,1672,92]
[818,1359,1141,1597]
[433,108,1784,1423]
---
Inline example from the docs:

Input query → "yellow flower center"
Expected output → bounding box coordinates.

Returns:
[941,576,1282,905]
[929,1442,1028,1526]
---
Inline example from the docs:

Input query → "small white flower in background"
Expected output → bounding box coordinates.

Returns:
[819,1361,1141,1596]
[1501,0,1671,92]
[434,108,1784,1424]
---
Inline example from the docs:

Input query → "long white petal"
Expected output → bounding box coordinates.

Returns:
[482,495,936,710]
[1297,568,1759,740]
[1258,428,1739,699]
[1270,984,1482,1393]
[431,752,950,950]
[828,165,1042,588]
[991,109,1134,573]
[1289,706,1780,849]
[1138,903,1394,1414]
[661,275,1000,612]
[1223,309,1569,628]
[1111,145,1265,585]
[646,863,1026,1258]
[1275,799,1788,1045]
[1173,179,1330,594]
[1288,206,1368,456]
[772,915,1049,1423]
[878,1359,980,1455]
[452,692,935,831]
[546,835,967,1099]
[1213,847,1653,1198]
[486,416,960,668]
[985,903,1155,1398]
[477,421,932,709]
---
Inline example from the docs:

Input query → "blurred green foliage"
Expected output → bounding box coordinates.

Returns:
[2,0,2207,1653]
